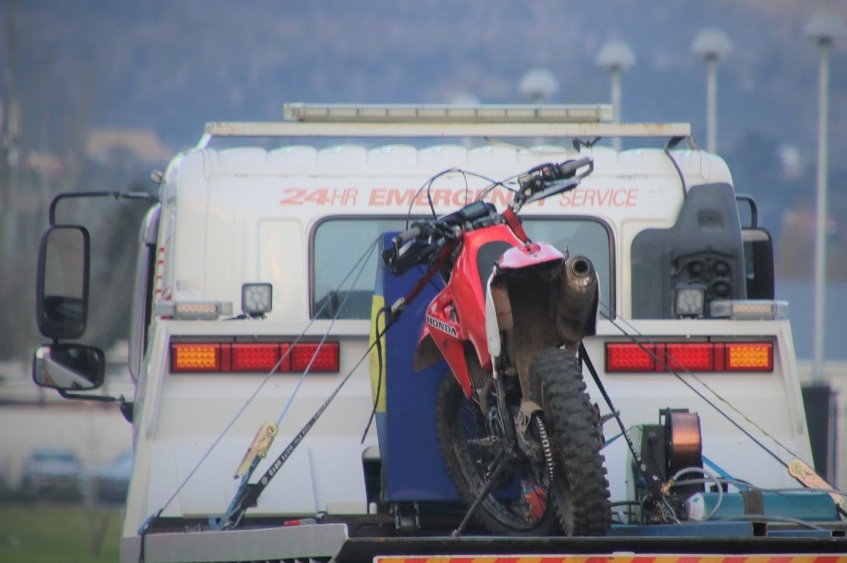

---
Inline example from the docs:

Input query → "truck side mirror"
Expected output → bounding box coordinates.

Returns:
[742,228,775,300]
[32,344,105,391]
[36,226,91,340]
[735,194,758,229]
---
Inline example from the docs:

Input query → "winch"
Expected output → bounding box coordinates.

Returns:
[629,408,704,523]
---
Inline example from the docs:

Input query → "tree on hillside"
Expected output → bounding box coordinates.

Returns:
[0,0,157,361]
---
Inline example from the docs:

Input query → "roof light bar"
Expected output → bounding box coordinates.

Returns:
[199,107,692,147]
[155,301,234,320]
[709,300,789,320]
[283,103,613,123]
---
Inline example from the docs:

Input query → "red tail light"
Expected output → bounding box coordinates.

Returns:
[664,343,716,372]
[605,343,656,372]
[231,343,287,372]
[170,341,338,373]
[606,341,773,373]
[291,342,340,372]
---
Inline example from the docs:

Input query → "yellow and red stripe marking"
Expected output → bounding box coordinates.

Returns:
[375,556,847,563]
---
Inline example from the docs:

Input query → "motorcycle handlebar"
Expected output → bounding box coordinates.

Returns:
[391,224,423,252]
[557,156,593,179]
[384,221,443,275]
[385,157,593,273]
[516,156,593,205]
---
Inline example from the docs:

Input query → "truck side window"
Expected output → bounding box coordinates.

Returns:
[521,218,613,319]
[312,218,409,319]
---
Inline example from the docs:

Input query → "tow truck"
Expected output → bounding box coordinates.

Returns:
[32,103,847,562]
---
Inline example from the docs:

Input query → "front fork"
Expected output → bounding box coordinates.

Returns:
[486,358,547,472]
[453,368,553,538]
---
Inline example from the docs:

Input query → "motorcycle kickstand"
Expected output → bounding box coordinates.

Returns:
[451,451,508,538]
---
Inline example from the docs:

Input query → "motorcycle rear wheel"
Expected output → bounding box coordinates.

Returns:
[530,348,612,536]
[435,374,560,536]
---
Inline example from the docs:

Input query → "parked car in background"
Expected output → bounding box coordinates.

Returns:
[86,450,133,504]
[20,447,83,499]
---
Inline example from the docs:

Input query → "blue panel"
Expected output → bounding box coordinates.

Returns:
[689,491,838,522]
[609,521,754,537]
[767,529,835,538]
[379,233,459,502]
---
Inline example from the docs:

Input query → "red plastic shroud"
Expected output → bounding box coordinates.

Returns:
[416,222,564,398]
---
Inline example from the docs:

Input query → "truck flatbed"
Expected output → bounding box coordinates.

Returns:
[127,514,847,563]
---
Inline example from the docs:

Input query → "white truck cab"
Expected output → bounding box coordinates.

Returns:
[32,104,826,563]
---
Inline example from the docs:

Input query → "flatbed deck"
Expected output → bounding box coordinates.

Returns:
[129,514,847,563]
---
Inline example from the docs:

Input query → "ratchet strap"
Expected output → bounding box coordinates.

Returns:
[579,342,666,503]
[216,360,361,529]
[216,247,451,529]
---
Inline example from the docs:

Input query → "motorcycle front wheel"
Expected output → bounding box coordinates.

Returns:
[530,347,612,536]
[435,373,560,536]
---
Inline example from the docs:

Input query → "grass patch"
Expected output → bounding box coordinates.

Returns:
[0,502,123,563]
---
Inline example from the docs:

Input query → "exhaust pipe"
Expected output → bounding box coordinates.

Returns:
[555,255,599,350]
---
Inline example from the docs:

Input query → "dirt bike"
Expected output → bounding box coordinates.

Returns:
[382,157,612,537]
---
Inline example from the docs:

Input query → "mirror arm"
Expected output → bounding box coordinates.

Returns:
[49,191,158,226]
[53,390,134,423]
[57,389,123,403]
[50,191,119,226]
[120,400,134,423]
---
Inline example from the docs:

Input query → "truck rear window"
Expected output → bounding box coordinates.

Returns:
[523,218,613,319]
[312,217,408,320]
[311,217,612,320]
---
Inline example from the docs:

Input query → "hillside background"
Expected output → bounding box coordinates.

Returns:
[2,0,847,361]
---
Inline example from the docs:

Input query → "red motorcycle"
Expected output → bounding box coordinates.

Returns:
[383,157,611,537]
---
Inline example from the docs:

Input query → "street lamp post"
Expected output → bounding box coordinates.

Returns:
[595,40,635,152]
[804,12,846,383]
[518,68,558,104]
[519,68,559,146]
[691,29,733,153]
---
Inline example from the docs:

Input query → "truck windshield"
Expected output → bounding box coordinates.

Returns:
[311,217,612,320]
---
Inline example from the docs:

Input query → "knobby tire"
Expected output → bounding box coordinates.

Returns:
[435,374,559,536]
[530,347,612,536]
